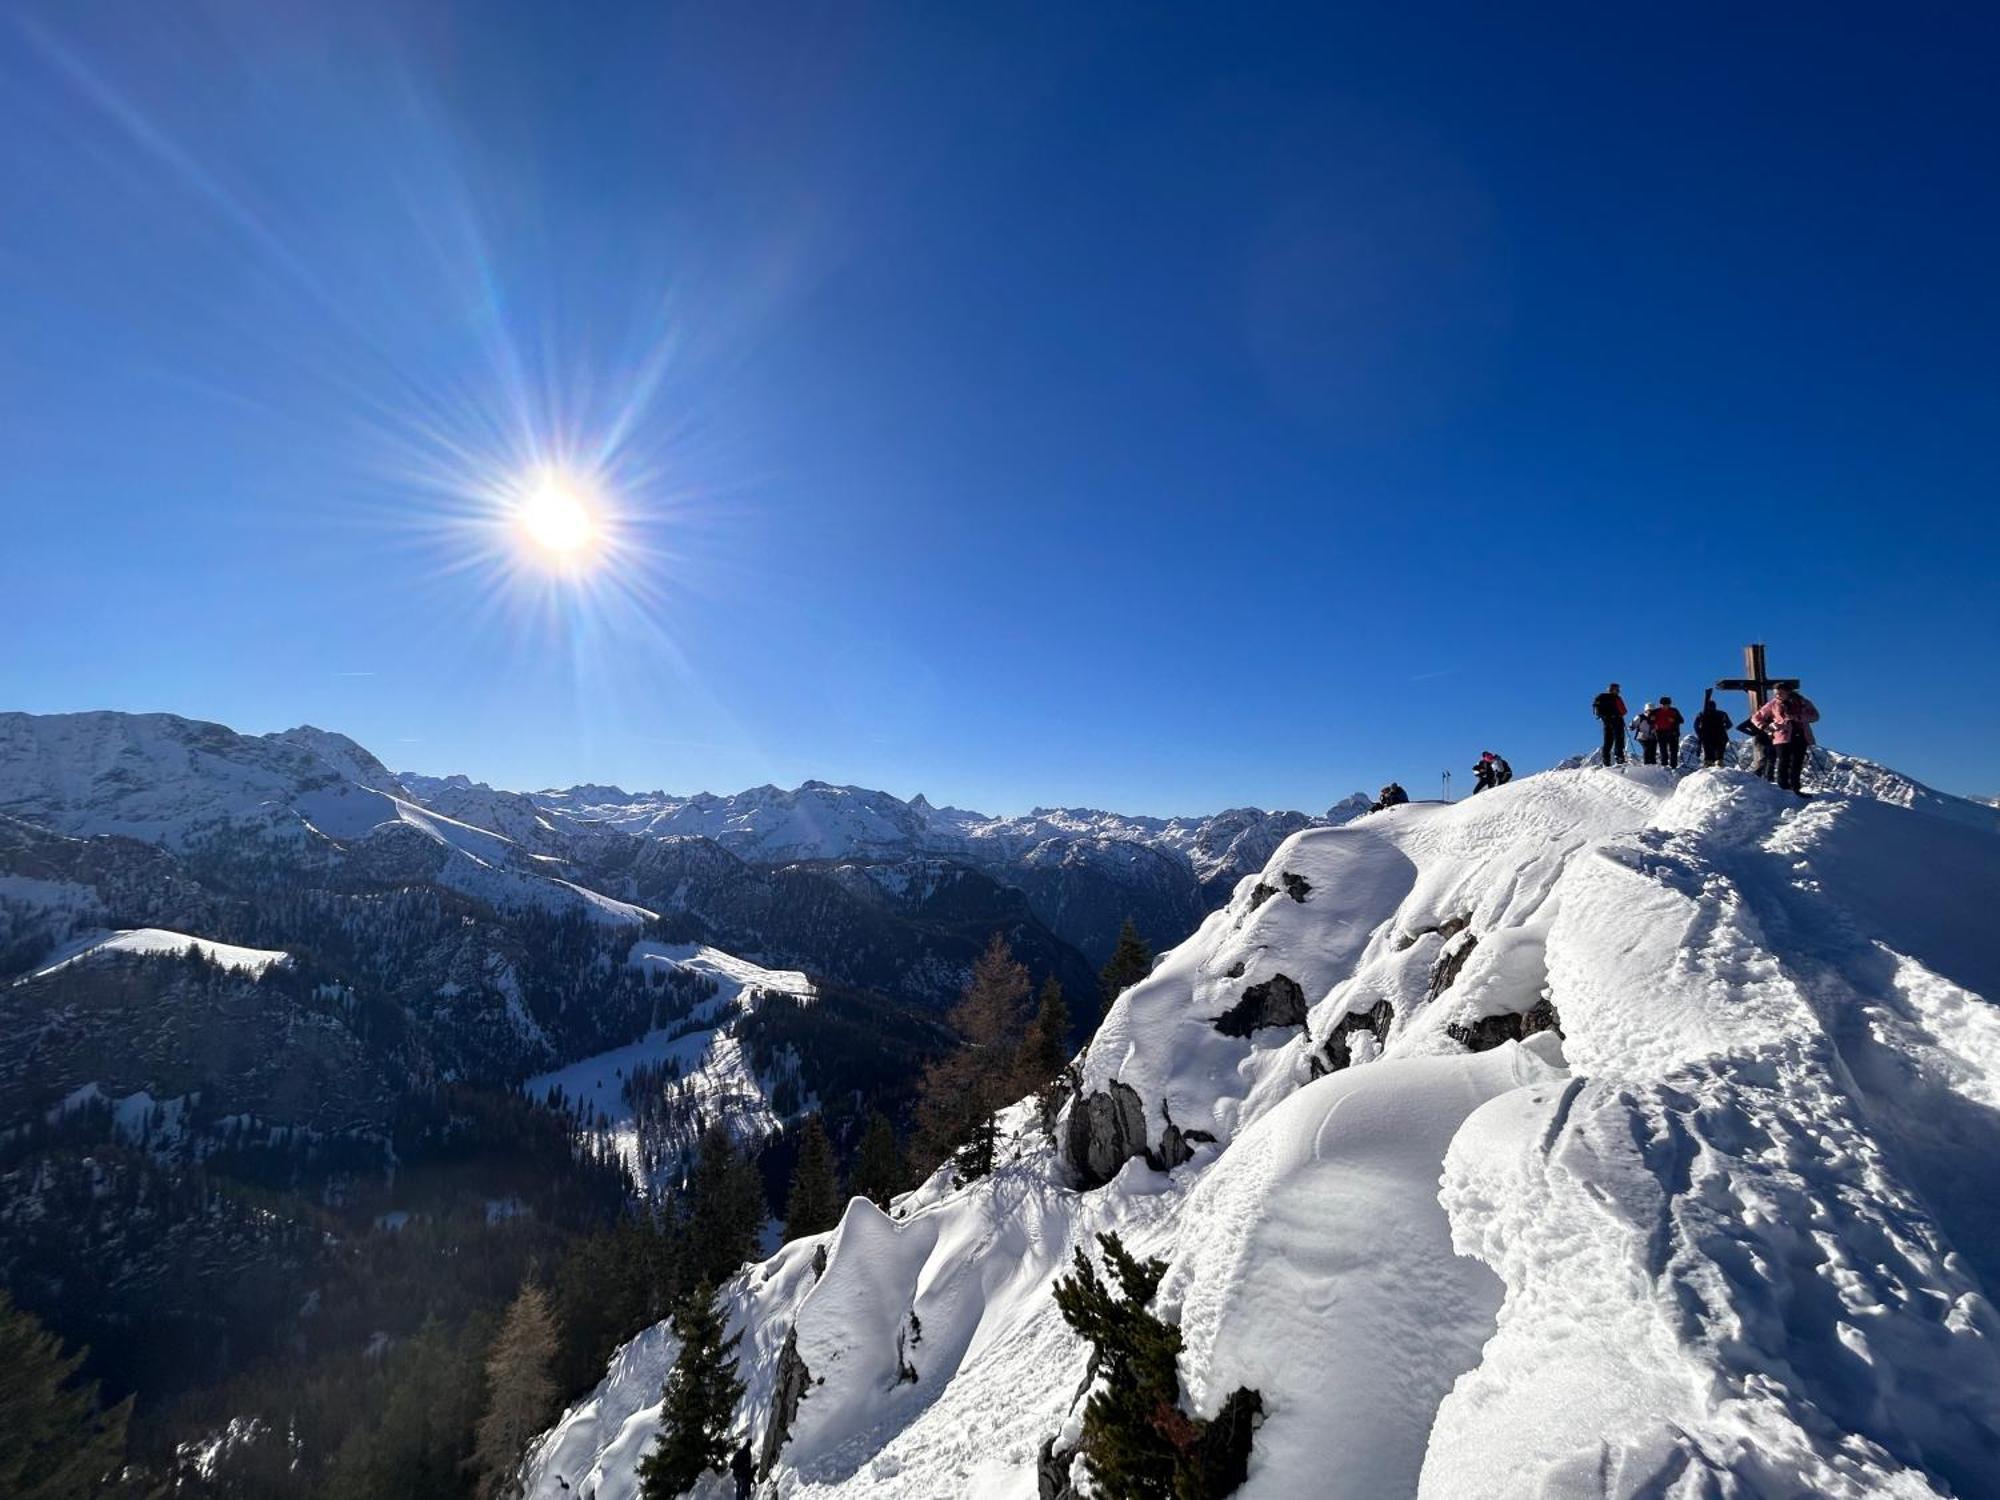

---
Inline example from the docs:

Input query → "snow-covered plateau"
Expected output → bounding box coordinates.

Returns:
[530,763,2000,1500]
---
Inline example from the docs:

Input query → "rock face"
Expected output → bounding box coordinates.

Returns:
[1427,931,1478,999]
[757,1325,813,1479]
[1037,1436,1081,1500]
[1314,999,1394,1074]
[1064,1080,1152,1188]
[1211,973,1309,1038]
[1447,997,1561,1052]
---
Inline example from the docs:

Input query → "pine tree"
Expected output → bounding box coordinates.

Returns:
[1018,976,1071,1086]
[1052,1233,1262,1500]
[1100,919,1154,1007]
[686,1123,767,1285]
[783,1115,842,1241]
[638,1282,746,1499]
[1019,976,1074,1134]
[0,1290,130,1500]
[850,1111,904,1210]
[914,934,1032,1183]
[470,1283,561,1500]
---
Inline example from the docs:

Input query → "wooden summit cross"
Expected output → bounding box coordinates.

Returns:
[1716,642,1799,717]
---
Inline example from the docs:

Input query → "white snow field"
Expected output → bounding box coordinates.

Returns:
[522,943,816,1191]
[529,763,2000,1500]
[24,927,291,981]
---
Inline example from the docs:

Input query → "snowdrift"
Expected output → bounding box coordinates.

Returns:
[531,764,2000,1500]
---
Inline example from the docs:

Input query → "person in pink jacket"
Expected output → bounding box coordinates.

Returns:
[1751,685,1820,794]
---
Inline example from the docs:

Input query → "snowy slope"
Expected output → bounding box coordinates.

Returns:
[23,927,290,981]
[531,763,2000,1500]
[522,943,815,1191]
[0,712,650,925]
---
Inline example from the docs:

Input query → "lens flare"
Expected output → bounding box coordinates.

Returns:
[514,471,600,560]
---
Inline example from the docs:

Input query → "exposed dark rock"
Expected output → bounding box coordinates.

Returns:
[1064,1080,1151,1188]
[1196,1386,1265,1496]
[1212,973,1307,1038]
[1223,959,1246,979]
[1038,1435,1082,1500]
[1248,881,1279,911]
[1311,999,1393,1076]
[1281,872,1312,903]
[757,1325,813,1478]
[811,1243,828,1280]
[1447,997,1562,1052]
[1064,1080,1210,1187]
[1396,913,1469,952]
[895,1327,918,1385]
[1427,932,1478,999]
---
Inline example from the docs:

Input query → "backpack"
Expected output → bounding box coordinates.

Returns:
[1592,692,1620,719]
[1493,758,1512,782]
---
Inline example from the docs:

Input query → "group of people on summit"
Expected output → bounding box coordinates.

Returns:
[1592,682,1820,794]
[1368,677,1823,814]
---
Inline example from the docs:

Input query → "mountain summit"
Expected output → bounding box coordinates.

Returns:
[529,760,2000,1500]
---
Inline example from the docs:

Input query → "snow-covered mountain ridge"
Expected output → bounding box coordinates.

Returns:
[531,762,2000,1500]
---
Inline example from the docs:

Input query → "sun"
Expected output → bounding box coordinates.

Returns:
[512,470,602,564]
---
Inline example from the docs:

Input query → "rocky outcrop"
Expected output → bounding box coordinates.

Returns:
[757,1325,813,1478]
[1038,1435,1082,1500]
[1312,999,1394,1075]
[1427,931,1478,999]
[1064,1079,1212,1188]
[1198,1387,1265,1495]
[1396,913,1468,952]
[1447,997,1561,1052]
[1212,973,1308,1038]
[1065,1080,1152,1188]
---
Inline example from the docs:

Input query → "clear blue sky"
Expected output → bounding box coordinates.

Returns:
[4,2,1996,811]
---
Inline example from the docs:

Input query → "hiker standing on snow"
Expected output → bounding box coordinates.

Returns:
[1490,753,1512,785]
[1751,684,1820,794]
[1373,782,1410,812]
[1651,697,1686,770]
[1593,684,1628,766]
[1694,691,1731,768]
[1632,703,1660,765]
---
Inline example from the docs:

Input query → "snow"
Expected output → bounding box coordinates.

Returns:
[24,926,290,980]
[521,944,814,1187]
[0,712,649,926]
[533,761,2000,1500]
[532,776,1360,887]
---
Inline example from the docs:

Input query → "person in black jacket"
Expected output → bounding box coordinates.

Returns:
[1694,691,1731,768]
[1593,684,1628,766]
[1373,782,1410,812]
[1472,752,1501,793]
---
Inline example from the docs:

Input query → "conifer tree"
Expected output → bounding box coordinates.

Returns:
[1019,976,1074,1133]
[850,1111,903,1210]
[1100,919,1154,1007]
[783,1114,842,1240]
[1019,976,1071,1086]
[1052,1233,1262,1499]
[638,1282,746,1499]
[471,1282,561,1499]
[0,1290,130,1500]
[914,934,1032,1183]
[686,1123,767,1284]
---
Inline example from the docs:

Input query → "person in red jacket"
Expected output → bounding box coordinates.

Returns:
[1593,684,1627,766]
[1650,696,1686,770]
[1750,685,1820,794]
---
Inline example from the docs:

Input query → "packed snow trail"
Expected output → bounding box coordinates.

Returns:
[529,765,2000,1500]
